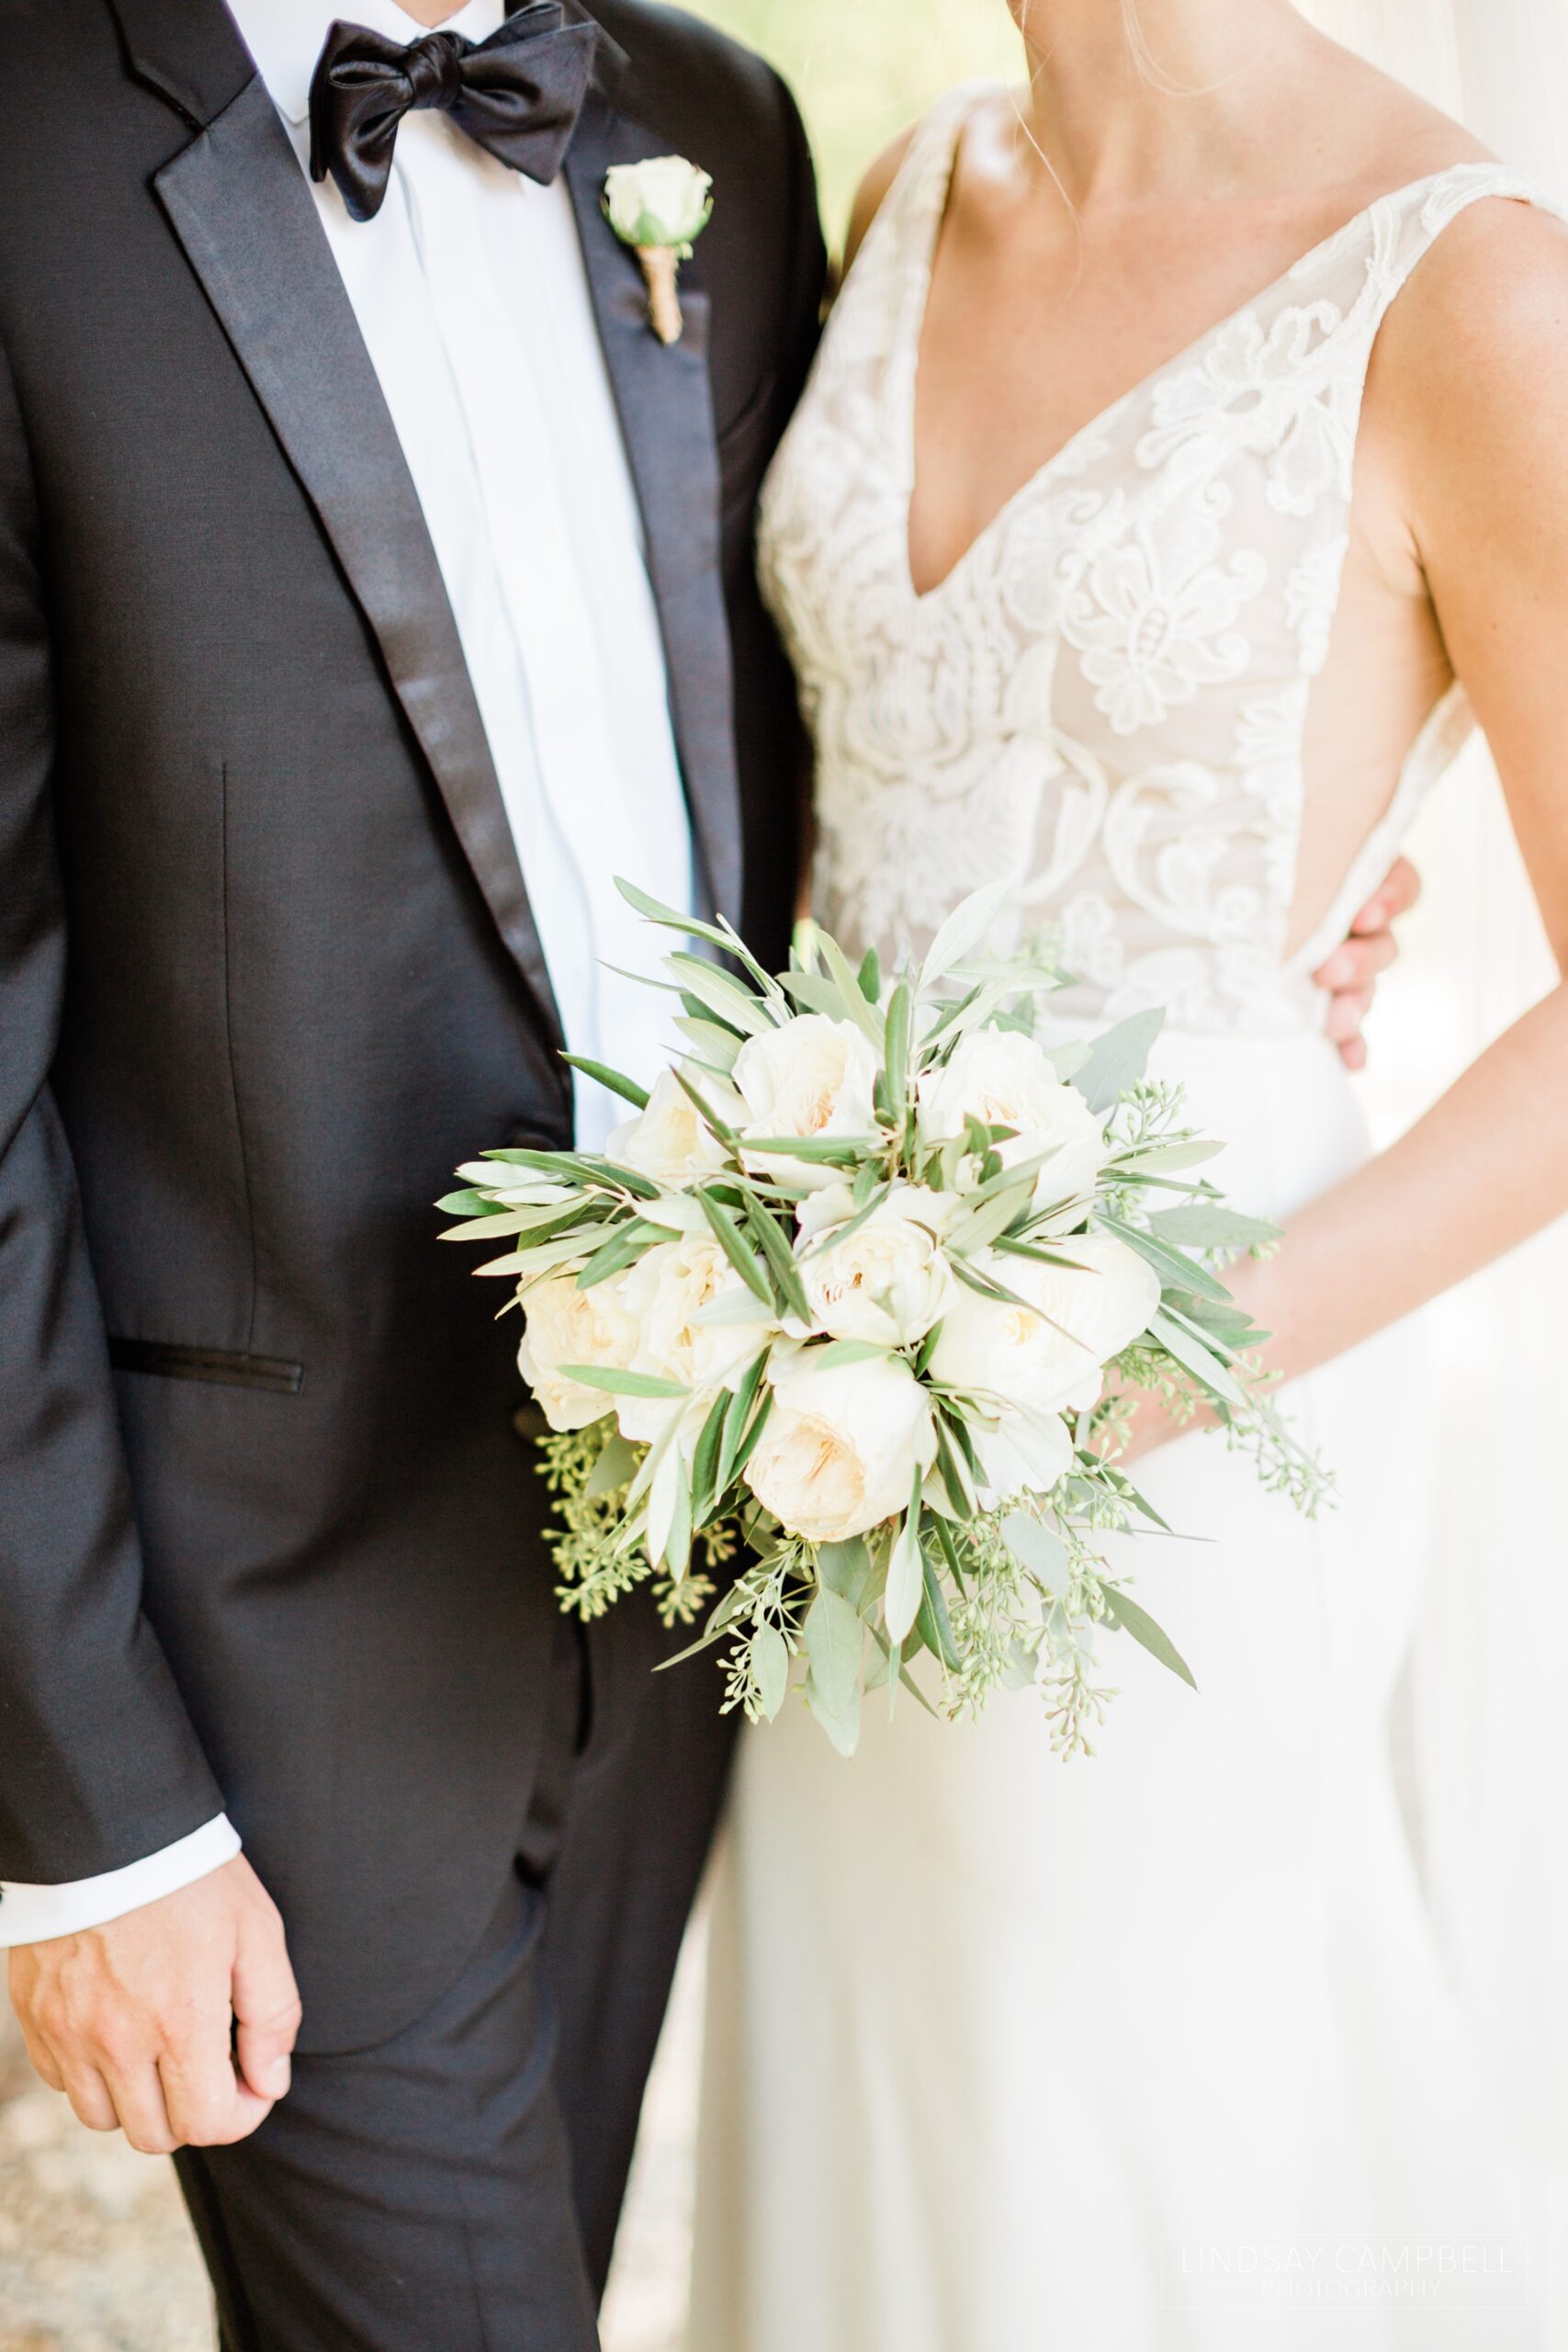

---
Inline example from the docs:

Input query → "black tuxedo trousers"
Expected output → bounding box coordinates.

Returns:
[0,0,824,2337]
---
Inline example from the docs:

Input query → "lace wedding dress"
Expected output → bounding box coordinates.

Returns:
[689,90,1557,2352]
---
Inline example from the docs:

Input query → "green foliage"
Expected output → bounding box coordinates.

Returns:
[539,1424,724,1628]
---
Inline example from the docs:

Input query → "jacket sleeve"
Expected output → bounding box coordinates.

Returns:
[0,331,225,1889]
[773,65,829,425]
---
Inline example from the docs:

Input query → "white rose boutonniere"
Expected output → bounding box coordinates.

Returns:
[604,155,714,345]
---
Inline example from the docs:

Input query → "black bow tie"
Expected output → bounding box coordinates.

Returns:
[309,6,604,223]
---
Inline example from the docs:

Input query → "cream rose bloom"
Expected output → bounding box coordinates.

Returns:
[744,1349,936,1543]
[606,1067,731,1191]
[795,1182,957,1349]
[604,157,714,252]
[516,1267,639,1431]
[615,1233,775,1442]
[970,1404,1077,1501]
[733,1015,879,1191]
[927,1232,1160,1419]
[917,1029,1106,1216]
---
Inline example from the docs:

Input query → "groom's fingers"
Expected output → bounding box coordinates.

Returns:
[158,2016,273,2148]
[1325,986,1375,1046]
[55,2052,119,2134]
[7,1983,67,2094]
[6,1856,296,2153]
[230,1881,301,2107]
[24,2039,66,2092]
[1310,854,1421,1067]
[1314,927,1398,1065]
[7,1948,116,2122]
[1314,928,1398,996]
[1350,854,1422,933]
[96,2058,179,2157]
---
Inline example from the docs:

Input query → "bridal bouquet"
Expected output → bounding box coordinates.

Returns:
[441,883,1325,1755]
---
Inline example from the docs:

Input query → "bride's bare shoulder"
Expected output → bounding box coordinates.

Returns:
[1300,27,1490,187]
[1300,38,1568,436]
[1378,190,1568,417]
[1369,186,1568,575]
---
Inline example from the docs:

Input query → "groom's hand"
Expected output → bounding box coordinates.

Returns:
[6,1855,300,2154]
[1314,855,1422,1069]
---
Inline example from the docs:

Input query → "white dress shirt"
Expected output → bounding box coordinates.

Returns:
[0,0,696,1948]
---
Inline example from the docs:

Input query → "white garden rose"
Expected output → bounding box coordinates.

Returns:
[604,157,714,253]
[615,1233,774,1442]
[733,1014,879,1192]
[969,1404,1076,1501]
[917,1029,1107,1217]
[927,1232,1161,1419]
[796,1182,957,1349]
[606,1067,732,1191]
[516,1267,639,1431]
[744,1349,937,1543]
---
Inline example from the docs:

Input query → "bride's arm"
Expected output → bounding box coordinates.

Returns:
[1223,198,1568,1388]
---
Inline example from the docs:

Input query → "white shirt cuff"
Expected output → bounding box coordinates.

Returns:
[0,1815,242,1948]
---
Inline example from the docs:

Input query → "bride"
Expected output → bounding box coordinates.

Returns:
[689,1,1568,2346]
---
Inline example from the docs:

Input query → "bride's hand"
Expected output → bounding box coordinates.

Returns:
[1106,1252,1283,1468]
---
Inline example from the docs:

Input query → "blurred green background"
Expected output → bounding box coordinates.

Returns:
[682,0,1025,241]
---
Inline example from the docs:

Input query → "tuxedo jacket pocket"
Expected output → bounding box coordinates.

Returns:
[108,1338,303,1396]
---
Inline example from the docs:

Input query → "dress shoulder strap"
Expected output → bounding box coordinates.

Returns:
[852,82,993,275]
[1347,162,1568,340]
[829,82,996,377]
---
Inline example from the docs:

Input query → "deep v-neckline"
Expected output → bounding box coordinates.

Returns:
[899,98,1484,606]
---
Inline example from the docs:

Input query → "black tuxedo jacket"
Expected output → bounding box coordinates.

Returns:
[0,0,823,2045]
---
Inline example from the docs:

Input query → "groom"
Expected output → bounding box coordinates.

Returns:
[0,0,1410,2344]
[0,0,823,2341]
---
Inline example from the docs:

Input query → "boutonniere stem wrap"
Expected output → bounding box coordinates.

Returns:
[604,156,714,345]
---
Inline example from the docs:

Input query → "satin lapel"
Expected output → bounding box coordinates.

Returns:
[105,0,251,126]
[563,97,743,928]
[152,75,563,1039]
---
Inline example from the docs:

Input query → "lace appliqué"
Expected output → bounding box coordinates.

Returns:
[760,105,1549,1035]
